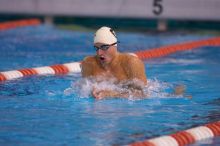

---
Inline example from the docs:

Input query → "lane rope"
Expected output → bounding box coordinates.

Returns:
[0,62,81,81]
[0,19,41,31]
[135,37,220,59]
[0,35,220,82]
[130,121,220,146]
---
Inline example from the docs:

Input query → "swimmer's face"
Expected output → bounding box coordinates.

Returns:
[94,43,117,65]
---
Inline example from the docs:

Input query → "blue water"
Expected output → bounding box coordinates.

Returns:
[0,25,220,146]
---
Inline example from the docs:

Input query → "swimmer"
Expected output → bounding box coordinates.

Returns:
[81,26,147,99]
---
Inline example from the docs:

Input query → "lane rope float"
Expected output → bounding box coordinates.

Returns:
[130,121,220,146]
[0,37,220,82]
[0,19,41,31]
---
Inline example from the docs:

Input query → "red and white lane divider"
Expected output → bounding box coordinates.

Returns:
[130,121,220,146]
[0,62,81,82]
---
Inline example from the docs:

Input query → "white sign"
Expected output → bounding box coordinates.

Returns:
[0,0,219,21]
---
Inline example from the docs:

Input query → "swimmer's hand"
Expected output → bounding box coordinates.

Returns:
[92,87,145,100]
[92,88,120,100]
[92,88,106,100]
[174,85,185,95]
[174,85,192,99]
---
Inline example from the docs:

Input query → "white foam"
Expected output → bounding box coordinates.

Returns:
[143,78,173,98]
[64,76,182,100]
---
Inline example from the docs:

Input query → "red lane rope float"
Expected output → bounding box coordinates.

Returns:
[170,131,195,145]
[50,64,69,74]
[130,121,220,146]
[18,68,38,76]
[135,37,220,59]
[206,122,220,136]
[0,19,41,31]
[0,37,220,82]
[0,73,7,81]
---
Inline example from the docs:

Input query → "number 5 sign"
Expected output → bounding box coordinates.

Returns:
[153,0,163,15]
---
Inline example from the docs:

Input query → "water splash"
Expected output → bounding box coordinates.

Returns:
[64,77,181,100]
[144,78,173,98]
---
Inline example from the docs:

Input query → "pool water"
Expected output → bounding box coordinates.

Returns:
[0,25,220,146]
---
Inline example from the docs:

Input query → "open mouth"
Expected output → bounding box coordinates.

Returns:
[99,56,105,61]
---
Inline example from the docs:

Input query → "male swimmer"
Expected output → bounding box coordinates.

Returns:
[81,26,147,99]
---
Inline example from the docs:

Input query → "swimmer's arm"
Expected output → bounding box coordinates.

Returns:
[92,88,144,100]
[92,89,126,99]
[125,56,147,88]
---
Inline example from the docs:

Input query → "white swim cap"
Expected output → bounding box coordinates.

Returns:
[94,26,117,45]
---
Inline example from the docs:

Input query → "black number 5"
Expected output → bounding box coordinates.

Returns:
[153,0,163,15]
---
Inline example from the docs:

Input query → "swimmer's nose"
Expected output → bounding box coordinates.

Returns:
[97,49,105,56]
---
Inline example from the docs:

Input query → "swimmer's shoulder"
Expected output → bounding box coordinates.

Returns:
[119,53,147,83]
[81,56,98,70]
[82,56,97,65]
[126,53,138,58]
[119,53,145,71]
[81,56,98,77]
[120,52,141,63]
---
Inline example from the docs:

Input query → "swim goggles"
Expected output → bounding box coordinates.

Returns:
[94,42,117,51]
